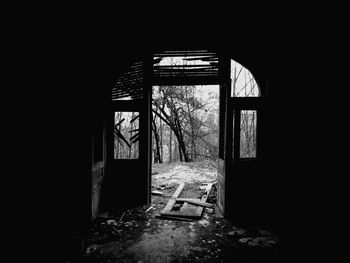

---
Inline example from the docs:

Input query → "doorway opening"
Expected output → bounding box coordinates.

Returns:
[150,84,220,215]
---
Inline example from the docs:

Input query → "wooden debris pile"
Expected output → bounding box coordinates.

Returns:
[156,181,216,221]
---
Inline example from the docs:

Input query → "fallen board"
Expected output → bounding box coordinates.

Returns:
[176,198,214,208]
[160,182,185,214]
[195,182,214,216]
[155,214,194,222]
[151,190,164,195]
[160,182,214,219]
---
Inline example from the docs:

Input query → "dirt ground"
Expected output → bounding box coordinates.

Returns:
[151,160,217,185]
[83,161,281,263]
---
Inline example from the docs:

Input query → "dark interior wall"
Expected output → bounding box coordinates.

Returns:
[8,50,94,260]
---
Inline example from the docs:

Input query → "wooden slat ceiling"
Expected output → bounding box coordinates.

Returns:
[153,50,219,85]
[112,61,143,101]
[112,50,220,101]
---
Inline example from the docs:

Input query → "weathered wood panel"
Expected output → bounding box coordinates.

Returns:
[91,165,104,219]
[217,158,225,215]
[176,198,214,208]
[160,182,185,214]
[91,184,101,219]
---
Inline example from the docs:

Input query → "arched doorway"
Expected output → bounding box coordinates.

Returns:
[102,49,266,219]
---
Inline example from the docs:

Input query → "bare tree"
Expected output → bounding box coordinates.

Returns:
[114,112,139,159]
[152,109,162,163]
[153,85,220,163]
[153,86,191,162]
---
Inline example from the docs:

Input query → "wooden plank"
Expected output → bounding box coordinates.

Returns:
[154,72,218,75]
[158,211,201,219]
[145,206,153,213]
[160,182,185,214]
[154,67,217,72]
[194,182,214,217]
[152,76,220,86]
[217,159,225,215]
[115,81,143,87]
[155,214,194,222]
[182,56,217,61]
[118,212,126,224]
[154,64,217,68]
[180,202,189,212]
[92,161,104,172]
[151,190,164,195]
[153,52,216,57]
[116,78,143,84]
[176,198,214,208]
[160,183,214,219]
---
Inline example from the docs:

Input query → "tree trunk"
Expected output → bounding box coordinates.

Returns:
[179,139,190,162]
[251,111,256,155]
[191,126,196,161]
[152,116,162,163]
[243,112,250,157]
[128,112,134,158]
[174,137,178,161]
[159,117,163,163]
[178,141,183,162]
[169,127,172,163]
[175,116,190,162]
[185,86,196,161]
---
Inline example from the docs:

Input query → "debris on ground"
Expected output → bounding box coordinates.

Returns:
[204,208,214,213]
[155,214,194,222]
[228,228,247,236]
[258,229,273,236]
[83,161,280,262]
[238,237,252,243]
[98,211,110,218]
[106,219,118,226]
[151,190,164,195]
[154,183,173,190]
[198,219,210,227]
[158,181,216,221]
[145,206,153,213]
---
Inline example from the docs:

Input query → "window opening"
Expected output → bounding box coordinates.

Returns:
[114,111,140,159]
[239,110,257,158]
[231,60,260,97]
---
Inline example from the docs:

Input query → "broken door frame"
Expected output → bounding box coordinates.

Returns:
[91,114,106,219]
[103,55,153,213]
[222,95,265,219]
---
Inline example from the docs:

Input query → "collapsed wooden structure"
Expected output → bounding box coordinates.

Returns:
[157,182,215,220]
